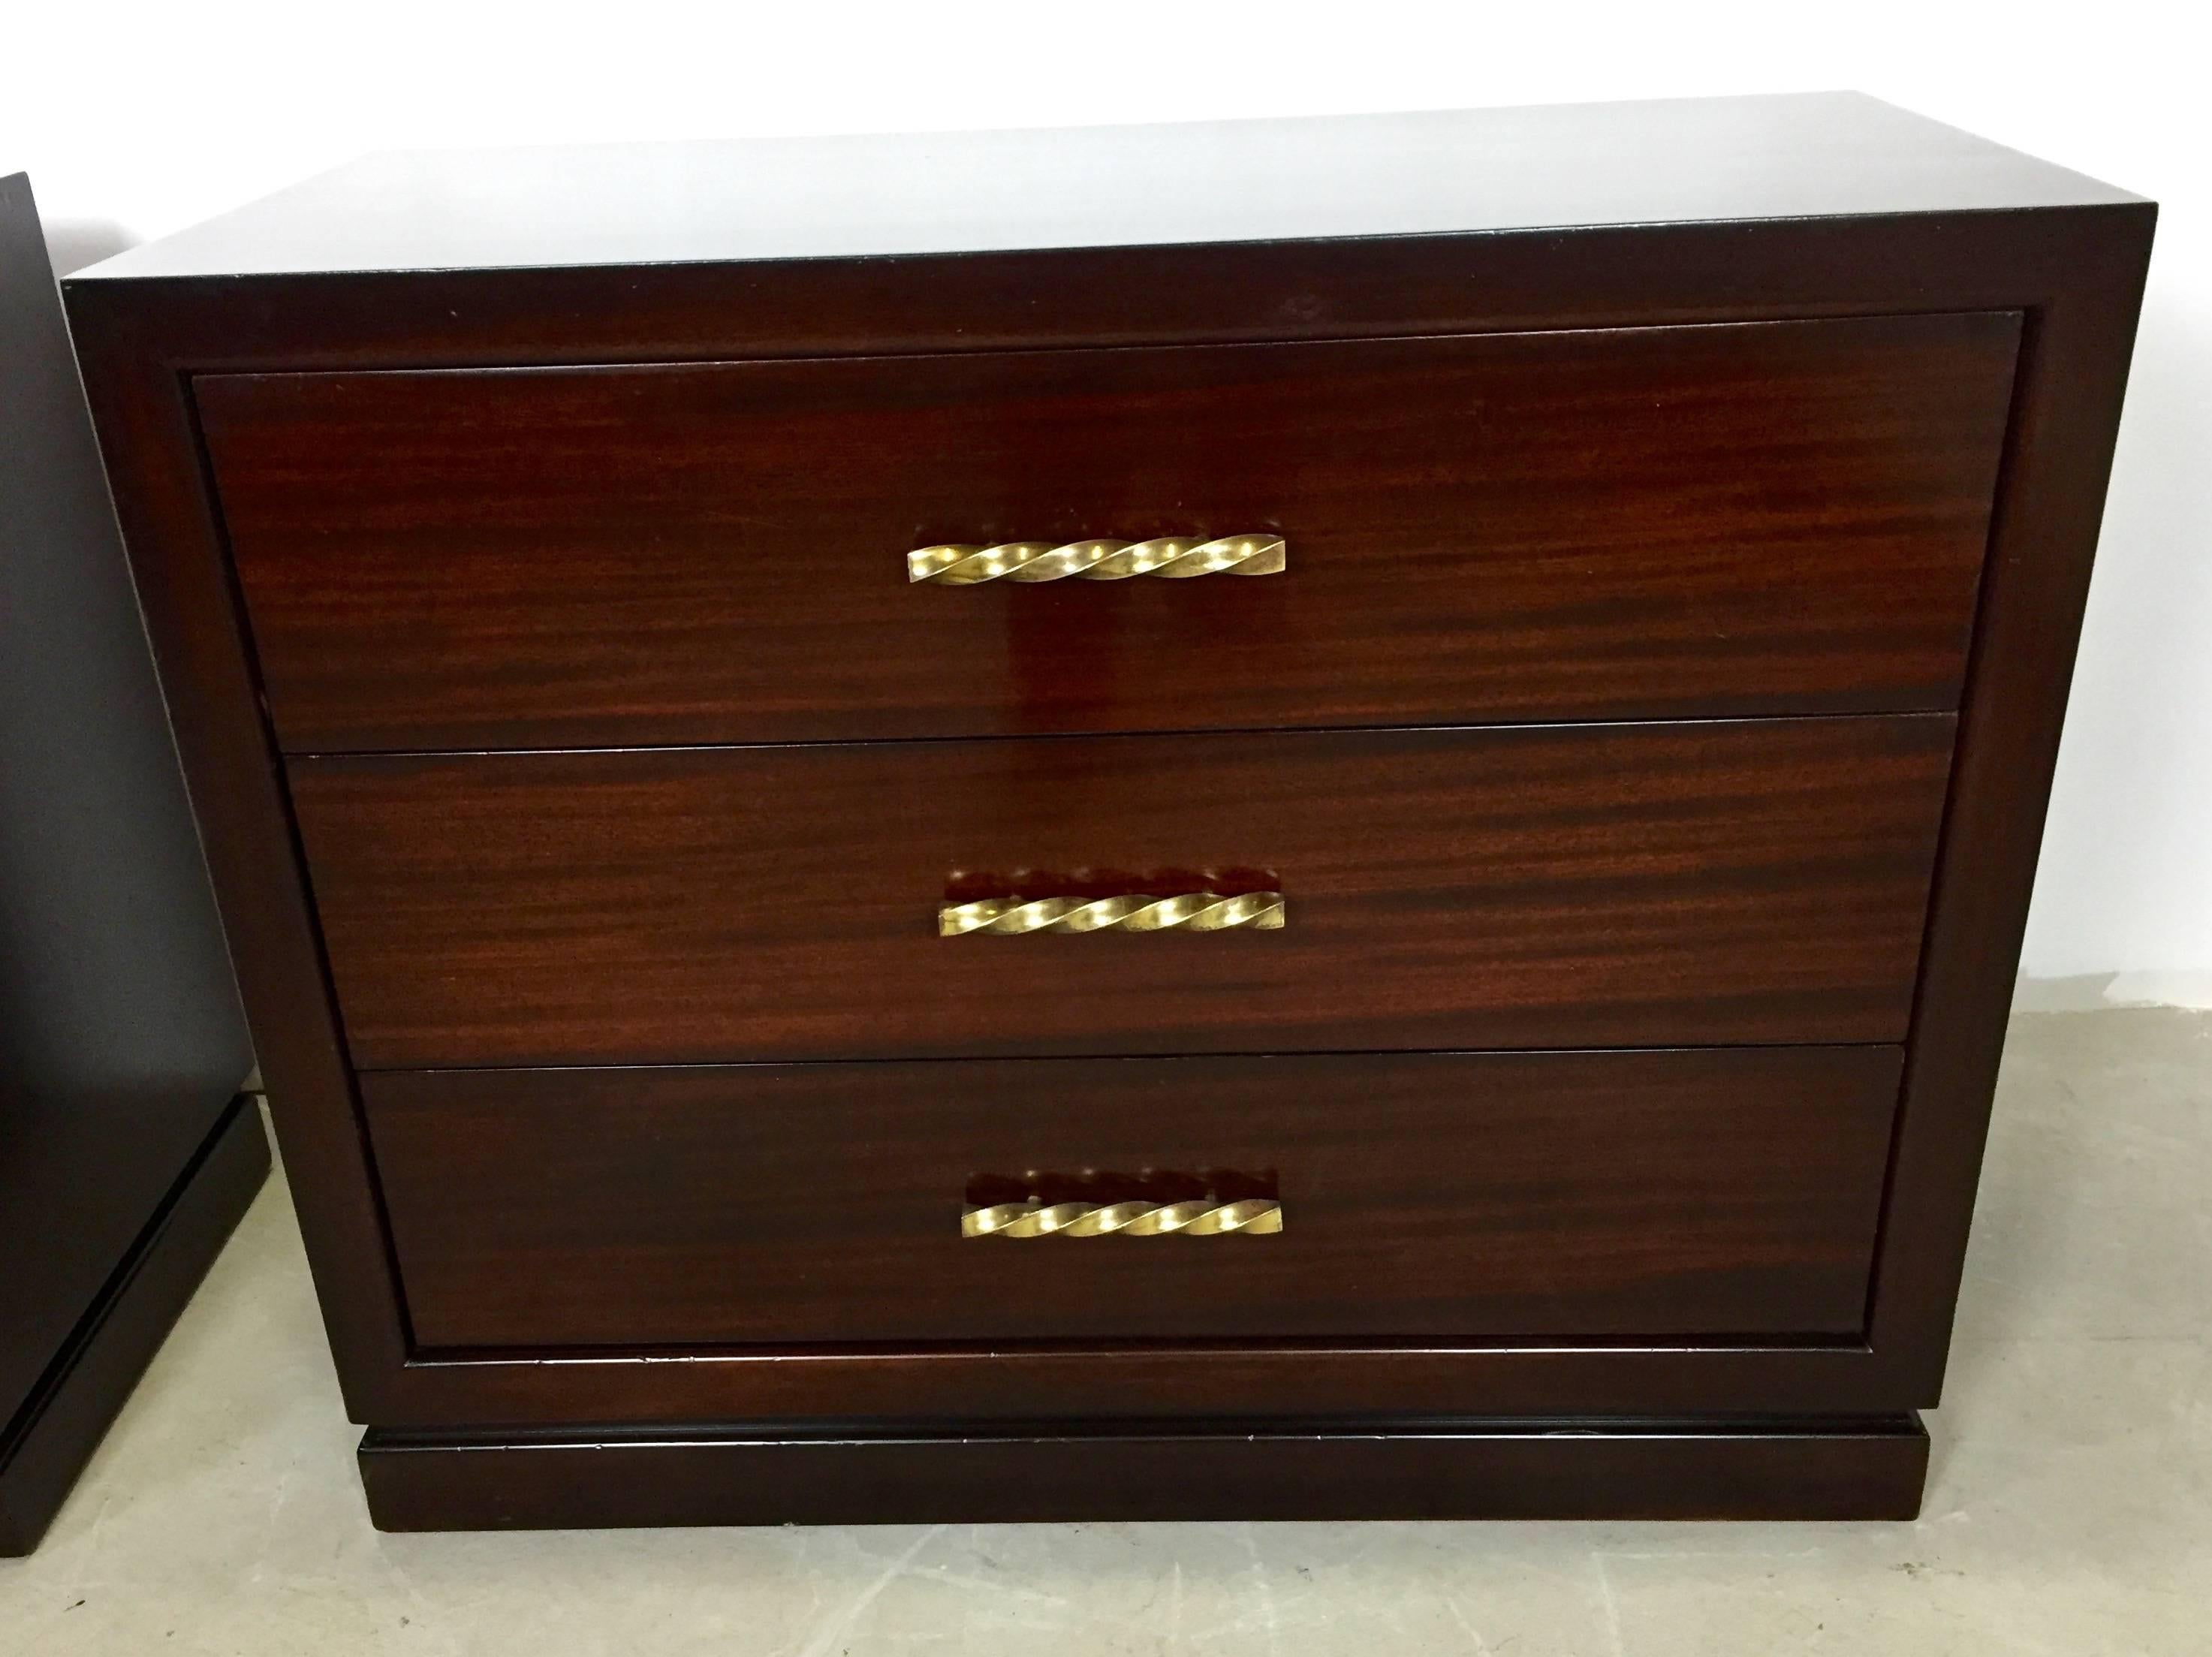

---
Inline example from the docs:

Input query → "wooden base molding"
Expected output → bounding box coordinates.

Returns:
[358,1414,1929,1531]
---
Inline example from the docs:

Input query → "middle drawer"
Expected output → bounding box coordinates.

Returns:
[291,716,1954,1069]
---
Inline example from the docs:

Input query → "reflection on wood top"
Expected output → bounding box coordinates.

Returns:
[71,93,2142,284]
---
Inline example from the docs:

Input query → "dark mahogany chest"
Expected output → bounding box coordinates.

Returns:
[65,95,2153,1528]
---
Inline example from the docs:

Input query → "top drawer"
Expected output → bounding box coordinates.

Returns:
[197,314,2019,754]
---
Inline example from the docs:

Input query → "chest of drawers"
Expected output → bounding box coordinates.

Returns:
[65,94,2153,1529]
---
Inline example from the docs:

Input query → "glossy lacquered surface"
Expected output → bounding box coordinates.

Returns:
[199,315,2018,751]
[292,716,1954,1068]
[365,1047,1901,1351]
[60,97,2155,1524]
[358,1414,1932,1529]
[74,93,2137,281]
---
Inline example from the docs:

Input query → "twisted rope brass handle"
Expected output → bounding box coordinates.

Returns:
[939,891,1284,936]
[962,1198,1283,1238]
[907,535,1285,584]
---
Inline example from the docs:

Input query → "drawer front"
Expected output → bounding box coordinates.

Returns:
[364,1047,1903,1350]
[200,315,2019,753]
[293,716,1954,1068]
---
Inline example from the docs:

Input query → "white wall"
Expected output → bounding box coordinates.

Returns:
[7,1,2207,999]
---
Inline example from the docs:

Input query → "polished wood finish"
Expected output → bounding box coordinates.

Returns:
[0,174,263,1554]
[360,1414,1932,1529]
[62,97,2154,1526]
[295,717,1953,1068]
[1867,218,2156,1397]
[197,315,2018,752]
[366,1047,1902,1351]
[76,93,2136,281]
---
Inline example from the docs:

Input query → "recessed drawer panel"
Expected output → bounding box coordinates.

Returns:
[199,314,2019,752]
[292,716,1954,1069]
[364,1047,1903,1351]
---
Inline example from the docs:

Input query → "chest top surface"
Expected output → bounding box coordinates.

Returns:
[72,92,2137,285]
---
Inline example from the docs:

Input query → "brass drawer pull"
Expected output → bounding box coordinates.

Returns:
[939,890,1285,935]
[907,535,1286,584]
[963,1198,1283,1238]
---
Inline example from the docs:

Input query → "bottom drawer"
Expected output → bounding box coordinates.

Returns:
[365,1048,1901,1351]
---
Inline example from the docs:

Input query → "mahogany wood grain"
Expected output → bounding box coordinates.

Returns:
[197,316,2018,752]
[62,246,420,1426]
[363,1047,1902,1351]
[61,99,2154,1520]
[293,716,1954,1069]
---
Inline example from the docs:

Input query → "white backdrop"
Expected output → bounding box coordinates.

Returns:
[6,0,2205,1001]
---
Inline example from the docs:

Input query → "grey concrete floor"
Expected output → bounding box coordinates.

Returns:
[3,1008,2207,1654]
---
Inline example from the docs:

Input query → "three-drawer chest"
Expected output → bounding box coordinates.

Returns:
[65,94,2153,1529]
